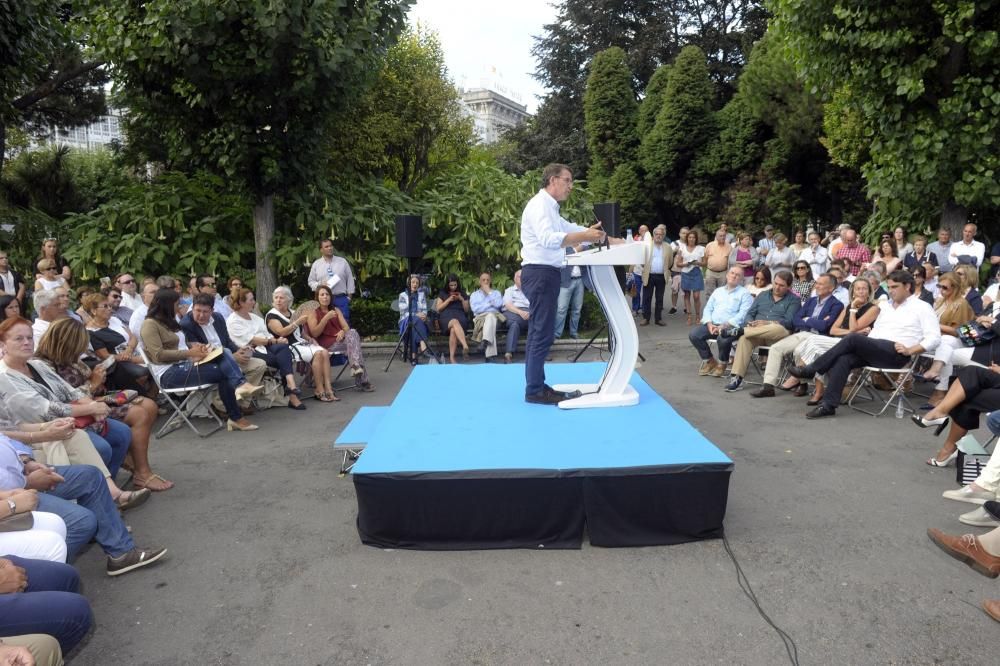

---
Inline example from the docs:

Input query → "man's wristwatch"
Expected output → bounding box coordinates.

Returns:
[6,499,16,515]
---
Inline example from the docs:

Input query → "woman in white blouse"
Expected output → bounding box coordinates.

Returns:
[764,233,795,273]
[265,286,337,402]
[227,288,305,410]
[678,229,705,325]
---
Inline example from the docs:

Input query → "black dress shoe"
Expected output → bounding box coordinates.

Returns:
[750,384,775,398]
[287,401,307,411]
[788,365,817,379]
[525,391,563,405]
[806,397,822,406]
[793,383,809,397]
[805,404,836,419]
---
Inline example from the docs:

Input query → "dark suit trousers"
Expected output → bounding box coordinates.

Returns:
[642,273,666,322]
[812,334,908,410]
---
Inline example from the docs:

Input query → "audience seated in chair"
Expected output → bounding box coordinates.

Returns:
[140,288,261,432]
[307,285,374,392]
[82,293,154,397]
[749,273,844,398]
[788,270,940,419]
[225,288,305,410]
[724,270,800,393]
[266,286,338,402]
[396,275,435,366]
[502,270,530,364]
[470,271,503,362]
[435,274,470,364]
[688,267,753,378]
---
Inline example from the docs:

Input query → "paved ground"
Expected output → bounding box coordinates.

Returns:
[69,319,999,665]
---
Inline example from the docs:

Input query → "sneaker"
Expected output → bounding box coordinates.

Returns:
[668,307,677,315]
[504,353,512,364]
[710,363,727,378]
[725,376,744,392]
[107,546,167,576]
[698,360,717,377]
[943,485,996,505]
[960,506,1000,528]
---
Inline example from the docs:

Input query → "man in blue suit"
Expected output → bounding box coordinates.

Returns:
[179,294,267,388]
[749,273,844,397]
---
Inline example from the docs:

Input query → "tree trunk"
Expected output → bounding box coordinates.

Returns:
[253,194,277,305]
[0,123,6,178]
[940,201,967,237]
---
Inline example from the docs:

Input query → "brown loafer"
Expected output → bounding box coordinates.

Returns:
[983,599,1000,622]
[927,528,1000,578]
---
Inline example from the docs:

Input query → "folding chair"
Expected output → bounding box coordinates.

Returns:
[742,346,771,386]
[845,358,917,417]
[138,349,225,438]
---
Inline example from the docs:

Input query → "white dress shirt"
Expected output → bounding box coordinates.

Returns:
[949,240,985,268]
[120,291,143,312]
[799,245,830,279]
[870,295,941,352]
[520,189,587,268]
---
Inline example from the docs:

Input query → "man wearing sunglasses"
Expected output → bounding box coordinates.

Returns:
[114,273,142,311]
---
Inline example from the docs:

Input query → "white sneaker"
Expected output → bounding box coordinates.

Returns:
[959,506,1000,528]
[942,485,996,505]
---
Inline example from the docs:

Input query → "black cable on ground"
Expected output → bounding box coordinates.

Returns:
[722,533,800,666]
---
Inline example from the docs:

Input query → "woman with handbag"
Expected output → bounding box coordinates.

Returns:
[0,317,149,508]
[918,297,1000,408]
[35,317,172,492]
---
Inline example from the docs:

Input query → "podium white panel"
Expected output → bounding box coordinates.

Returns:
[553,240,648,409]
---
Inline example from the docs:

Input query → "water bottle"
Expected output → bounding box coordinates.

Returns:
[895,399,904,419]
[626,228,633,242]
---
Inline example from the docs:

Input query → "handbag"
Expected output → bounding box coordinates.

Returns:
[956,320,996,347]
[0,511,34,533]
[72,412,109,437]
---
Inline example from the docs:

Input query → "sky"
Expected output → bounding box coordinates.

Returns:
[407,0,559,113]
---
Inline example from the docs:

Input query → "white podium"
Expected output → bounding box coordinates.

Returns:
[553,237,651,409]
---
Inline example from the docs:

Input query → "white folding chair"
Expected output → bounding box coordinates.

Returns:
[139,349,224,438]
[845,358,917,417]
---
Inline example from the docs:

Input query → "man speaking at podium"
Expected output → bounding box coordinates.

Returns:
[520,163,619,405]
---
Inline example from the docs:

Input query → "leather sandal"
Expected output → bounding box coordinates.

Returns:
[132,473,174,492]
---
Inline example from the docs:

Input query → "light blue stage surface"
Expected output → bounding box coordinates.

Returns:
[348,362,731,474]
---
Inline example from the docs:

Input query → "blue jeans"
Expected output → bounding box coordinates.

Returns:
[86,417,131,478]
[160,349,245,420]
[988,411,1000,435]
[521,264,561,397]
[554,277,584,338]
[688,323,738,364]
[503,310,528,355]
[333,294,350,324]
[399,316,430,355]
[36,465,134,559]
[0,556,93,654]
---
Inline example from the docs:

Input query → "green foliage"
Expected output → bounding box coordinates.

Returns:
[607,163,648,229]
[348,297,398,337]
[83,0,414,294]
[637,64,671,137]
[584,47,640,198]
[328,27,474,194]
[640,46,717,216]
[1,1,108,165]
[770,0,1000,228]
[60,171,255,282]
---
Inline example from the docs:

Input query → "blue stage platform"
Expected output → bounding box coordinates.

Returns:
[342,362,733,549]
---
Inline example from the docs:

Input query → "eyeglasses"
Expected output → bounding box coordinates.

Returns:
[796,266,809,270]
[556,176,574,185]
[940,285,951,291]
[118,278,134,285]
[204,282,217,288]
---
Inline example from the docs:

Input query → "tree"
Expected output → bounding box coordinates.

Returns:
[82,0,412,297]
[637,64,671,137]
[511,0,768,180]
[640,45,717,222]
[328,27,474,194]
[771,0,1000,233]
[583,47,639,198]
[1,1,108,170]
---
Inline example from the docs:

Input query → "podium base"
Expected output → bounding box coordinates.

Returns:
[555,384,639,409]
